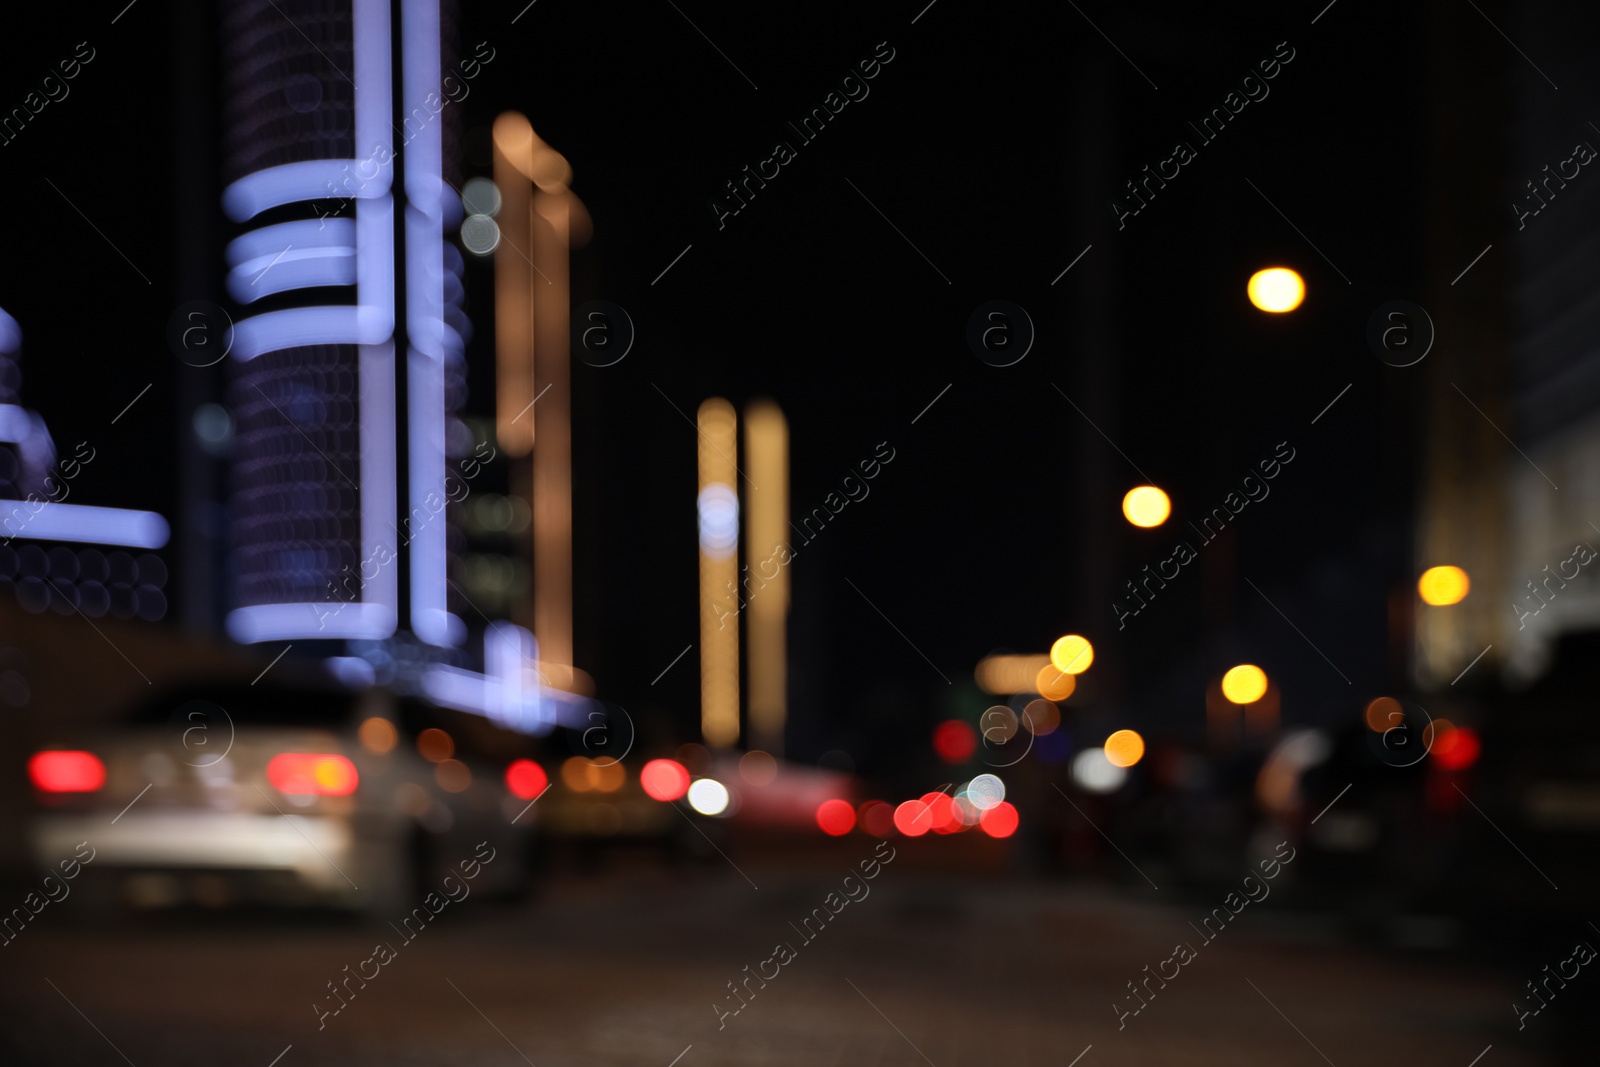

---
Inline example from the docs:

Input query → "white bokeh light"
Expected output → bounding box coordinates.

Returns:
[967,773,1006,811]
[686,777,730,816]
[1071,748,1127,794]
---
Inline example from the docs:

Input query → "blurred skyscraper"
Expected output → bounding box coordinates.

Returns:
[218,0,470,650]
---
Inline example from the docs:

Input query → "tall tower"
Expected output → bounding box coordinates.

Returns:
[218,0,468,648]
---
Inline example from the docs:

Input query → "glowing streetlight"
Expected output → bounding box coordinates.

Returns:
[1034,663,1077,701]
[1221,664,1268,704]
[1122,485,1171,528]
[1050,634,1094,675]
[1417,565,1469,606]
[1103,729,1145,768]
[687,778,730,815]
[1247,267,1305,313]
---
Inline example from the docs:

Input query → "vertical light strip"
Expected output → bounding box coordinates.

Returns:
[354,0,397,634]
[697,398,740,748]
[743,399,788,755]
[352,0,395,195]
[357,340,399,631]
[406,348,457,643]
[492,113,535,456]
[401,0,456,646]
[485,621,534,729]
[531,189,573,673]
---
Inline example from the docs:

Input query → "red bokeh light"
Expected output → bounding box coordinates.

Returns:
[922,791,963,834]
[504,759,548,800]
[28,751,105,793]
[265,753,358,796]
[858,800,895,837]
[639,758,692,801]
[1432,727,1481,771]
[816,798,856,836]
[893,799,931,836]
[932,720,977,764]
[979,801,1019,838]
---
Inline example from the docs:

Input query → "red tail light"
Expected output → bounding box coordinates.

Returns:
[639,758,690,802]
[266,753,359,796]
[1432,727,1481,771]
[29,751,106,793]
[504,759,548,800]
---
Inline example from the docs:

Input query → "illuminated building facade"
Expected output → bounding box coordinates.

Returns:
[697,397,740,747]
[1414,3,1600,686]
[0,308,170,620]
[219,0,469,648]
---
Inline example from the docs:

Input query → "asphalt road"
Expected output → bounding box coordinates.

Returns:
[0,850,1565,1066]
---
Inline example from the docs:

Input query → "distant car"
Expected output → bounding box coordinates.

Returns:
[25,677,544,917]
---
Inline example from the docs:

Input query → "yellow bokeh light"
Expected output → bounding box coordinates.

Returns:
[1221,664,1268,704]
[1247,267,1305,313]
[1122,485,1171,528]
[976,653,1052,695]
[1104,729,1145,768]
[1035,663,1077,702]
[1050,634,1094,675]
[1418,565,1469,606]
[313,758,347,790]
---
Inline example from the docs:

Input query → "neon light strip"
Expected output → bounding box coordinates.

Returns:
[0,503,169,549]
[485,623,538,728]
[230,307,367,361]
[421,667,587,733]
[352,0,397,645]
[406,348,455,645]
[358,340,399,630]
[402,0,452,646]
[357,192,395,340]
[403,301,448,643]
[323,656,377,687]
[222,160,379,223]
[226,219,355,267]
[0,308,19,354]
[226,602,395,643]
[353,0,394,195]
[0,403,42,443]
[227,248,356,304]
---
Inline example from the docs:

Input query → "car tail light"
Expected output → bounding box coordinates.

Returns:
[29,751,106,793]
[639,758,690,802]
[266,753,359,796]
[504,759,548,800]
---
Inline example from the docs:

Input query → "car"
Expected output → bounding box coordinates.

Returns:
[23,674,543,918]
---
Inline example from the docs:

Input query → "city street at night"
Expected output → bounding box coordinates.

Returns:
[3,0,1600,1062]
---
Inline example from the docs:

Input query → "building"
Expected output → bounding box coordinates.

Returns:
[0,307,170,622]
[218,0,471,651]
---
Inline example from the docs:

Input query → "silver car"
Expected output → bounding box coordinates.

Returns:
[26,676,542,917]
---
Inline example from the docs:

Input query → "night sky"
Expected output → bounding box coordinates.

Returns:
[0,0,1461,761]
